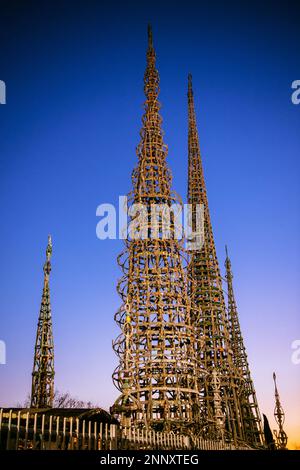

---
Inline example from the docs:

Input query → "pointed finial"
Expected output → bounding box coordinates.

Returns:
[148,24,153,49]
[44,235,52,277]
[273,372,279,395]
[46,234,52,261]
[188,73,193,95]
[225,245,231,270]
[273,372,278,391]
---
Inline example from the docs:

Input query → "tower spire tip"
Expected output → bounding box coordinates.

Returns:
[188,73,193,93]
[45,234,53,264]
[147,24,153,49]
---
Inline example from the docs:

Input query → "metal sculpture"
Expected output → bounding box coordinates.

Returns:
[225,246,263,446]
[273,372,288,449]
[187,74,246,442]
[111,27,202,432]
[31,235,55,408]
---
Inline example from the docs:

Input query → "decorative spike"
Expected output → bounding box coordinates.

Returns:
[30,236,55,408]
[273,372,288,449]
[147,24,153,49]
[225,247,264,446]
[111,27,201,432]
[187,76,246,443]
[188,73,193,94]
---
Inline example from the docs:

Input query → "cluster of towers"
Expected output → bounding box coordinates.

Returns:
[29,26,288,450]
[109,26,270,448]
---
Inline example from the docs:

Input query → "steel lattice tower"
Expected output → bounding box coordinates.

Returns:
[225,246,263,446]
[31,235,55,408]
[187,74,246,442]
[111,27,202,432]
[273,372,288,449]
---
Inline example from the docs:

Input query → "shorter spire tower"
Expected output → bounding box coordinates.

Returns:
[187,74,245,442]
[273,372,288,449]
[31,235,55,408]
[225,246,263,446]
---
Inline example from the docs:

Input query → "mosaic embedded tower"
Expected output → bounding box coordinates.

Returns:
[225,246,263,446]
[111,27,202,432]
[187,74,248,443]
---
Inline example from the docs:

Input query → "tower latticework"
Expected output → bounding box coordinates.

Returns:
[31,235,55,408]
[111,27,202,432]
[187,74,246,443]
[273,372,288,449]
[225,246,263,446]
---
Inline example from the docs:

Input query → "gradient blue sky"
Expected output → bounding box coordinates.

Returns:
[0,0,299,447]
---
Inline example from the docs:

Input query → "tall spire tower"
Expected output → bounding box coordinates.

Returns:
[273,372,288,449]
[187,74,245,442]
[31,235,55,408]
[111,27,201,432]
[225,246,263,446]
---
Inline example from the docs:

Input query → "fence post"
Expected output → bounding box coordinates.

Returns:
[48,415,53,450]
[82,420,86,450]
[32,413,37,449]
[6,409,12,450]
[110,424,117,450]
[88,421,91,450]
[24,412,29,450]
[75,418,79,450]
[94,422,98,450]
[105,423,108,450]
[55,416,60,449]
[40,414,45,450]
[141,428,143,446]
[15,410,21,450]
[99,422,103,450]
[152,429,155,449]
[69,417,73,450]
[62,417,66,450]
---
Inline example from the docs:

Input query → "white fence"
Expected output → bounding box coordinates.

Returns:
[0,409,249,450]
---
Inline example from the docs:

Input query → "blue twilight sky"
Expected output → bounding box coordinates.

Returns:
[0,0,299,447]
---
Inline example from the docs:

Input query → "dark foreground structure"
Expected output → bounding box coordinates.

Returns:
[0,408,252,450]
